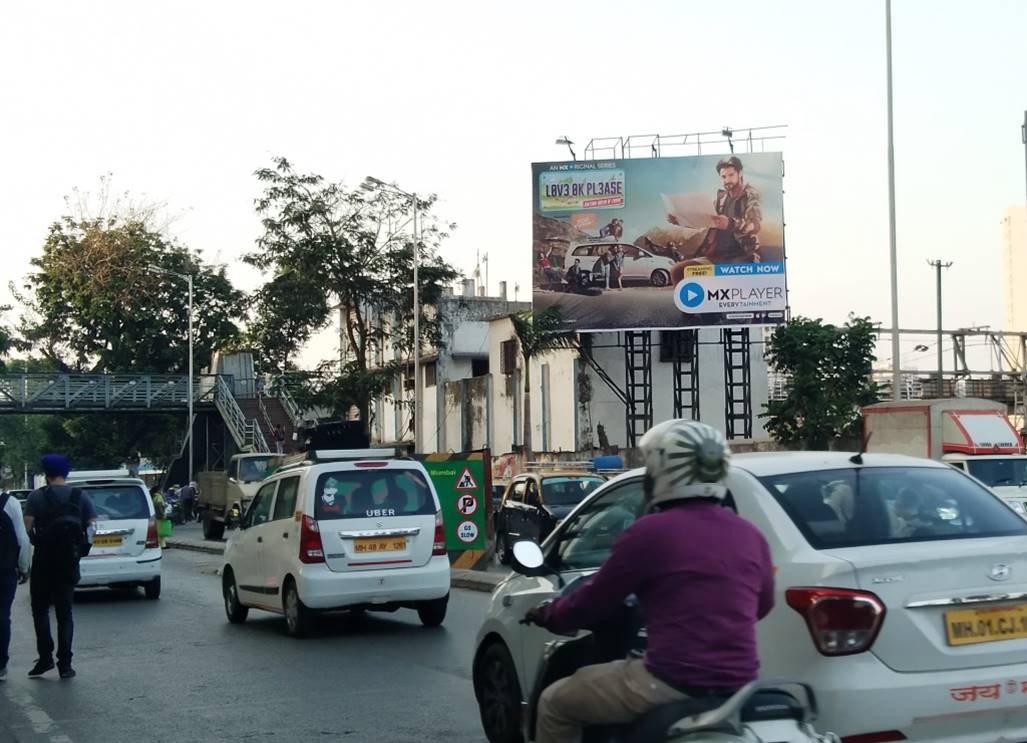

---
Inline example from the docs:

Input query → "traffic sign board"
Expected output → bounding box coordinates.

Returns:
[456,467,478,490]
[456,520,479,544]
[456,493,478,516]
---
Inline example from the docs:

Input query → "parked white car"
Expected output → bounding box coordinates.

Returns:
[66,472,162,599]
[473,452,1027,742]
[222,448,451,637]
[570,242,675,287]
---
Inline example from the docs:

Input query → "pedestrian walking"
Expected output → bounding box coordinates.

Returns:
[1,487,32,681]
[273,424,286,454]
[151,488,171,548]
[23,454,97,679]
[178,481,197,522]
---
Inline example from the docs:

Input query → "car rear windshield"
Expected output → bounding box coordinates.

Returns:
[81,486,151,521]
[315,469,435,520]
[759,466,1027,549]
[543,476,605,506]
[966,458,1027,488]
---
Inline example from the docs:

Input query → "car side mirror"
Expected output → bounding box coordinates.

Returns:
[511,540,545,574]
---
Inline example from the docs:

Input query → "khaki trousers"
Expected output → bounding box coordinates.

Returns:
[536,657,687,743]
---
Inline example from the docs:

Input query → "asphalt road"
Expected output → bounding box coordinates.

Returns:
[0,549,492,742]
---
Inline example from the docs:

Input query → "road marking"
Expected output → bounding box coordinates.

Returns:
[3,686,75,742]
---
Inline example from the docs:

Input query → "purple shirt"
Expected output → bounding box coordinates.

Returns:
[538,500,775,689]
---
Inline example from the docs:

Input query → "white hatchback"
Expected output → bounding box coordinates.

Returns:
[65,474,162,599]
[473,452,1027,743]
[222,449,451,637]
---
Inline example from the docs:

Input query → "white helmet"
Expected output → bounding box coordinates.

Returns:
[640,419,731,509]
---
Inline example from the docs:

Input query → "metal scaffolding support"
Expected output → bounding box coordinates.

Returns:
[722,329,753,440]
[624,331,653,447]
[667,330,700,421]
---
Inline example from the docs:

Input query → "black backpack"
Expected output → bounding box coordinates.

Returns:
[34,487,89,582]
[0,493,19,575]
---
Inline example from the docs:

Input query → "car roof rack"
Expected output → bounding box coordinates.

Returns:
[524,461,597,473]
[274,448,400,474]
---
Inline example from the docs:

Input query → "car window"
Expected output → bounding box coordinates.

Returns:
[553,479,645,571]
[966,459,1027,488]
[622,246,640,259]
[244,482,276,528]
[314,469,435,520]
[759,466,1027,550]
[273,477,300,521]
[227,458,239,480]
[542,476,605,506]
[80,485,150,520]
[507,481,526,505]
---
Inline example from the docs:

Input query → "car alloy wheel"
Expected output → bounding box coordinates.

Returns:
[477,644,523,743]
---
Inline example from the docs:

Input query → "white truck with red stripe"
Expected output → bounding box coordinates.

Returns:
[863,398,1027,516]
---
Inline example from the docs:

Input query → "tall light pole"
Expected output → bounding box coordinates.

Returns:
[362,176,422,453]
[928,259,953,397]
[886,0,901,400]
[147,265,194,482]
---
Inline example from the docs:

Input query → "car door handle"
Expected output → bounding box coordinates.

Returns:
[282,532,289,539]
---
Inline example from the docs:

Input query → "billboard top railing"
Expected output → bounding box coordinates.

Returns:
[584,125,787,161]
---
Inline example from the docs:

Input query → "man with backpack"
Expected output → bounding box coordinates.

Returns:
[1,486,32,681]
[23,454,97,680]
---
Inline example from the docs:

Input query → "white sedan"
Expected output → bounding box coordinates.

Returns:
[472,452,1027,743]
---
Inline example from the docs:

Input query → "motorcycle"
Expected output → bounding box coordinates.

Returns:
[511,540,839,743]
[164,491,185,526]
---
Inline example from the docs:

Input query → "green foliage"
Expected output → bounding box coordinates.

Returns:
[15,214,245,373]
[763,315,880,450]
[247,271,329,374]
[245,157,461,423]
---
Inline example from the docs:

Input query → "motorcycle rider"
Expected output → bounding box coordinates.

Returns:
[525,420,776,743]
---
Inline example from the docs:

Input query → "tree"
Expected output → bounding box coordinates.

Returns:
[763,315,880,450]
[247,270,329,374]
[15,211,245,373]
[0,305,13,372]
[510,308,576,458]
[245,157,460,428]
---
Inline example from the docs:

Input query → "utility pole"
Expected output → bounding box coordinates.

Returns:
[886,0,901,400]
[928,259,953,397]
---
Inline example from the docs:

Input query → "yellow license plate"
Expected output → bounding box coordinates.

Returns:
[946,604,1027,646]
[354,537,407,554]
[93,535,123,548]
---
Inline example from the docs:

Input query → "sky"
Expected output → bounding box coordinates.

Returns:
[1,0,1025,372]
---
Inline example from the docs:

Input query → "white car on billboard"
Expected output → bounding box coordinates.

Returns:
[569,241,675,287]
[472,452,1027,743]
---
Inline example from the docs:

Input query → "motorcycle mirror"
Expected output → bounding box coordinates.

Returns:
[512,540,545,571]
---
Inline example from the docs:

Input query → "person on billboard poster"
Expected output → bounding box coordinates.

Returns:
[598,218,624,240]
[610,245,625,291]
[667,156,762,281]
[538,248,563,288]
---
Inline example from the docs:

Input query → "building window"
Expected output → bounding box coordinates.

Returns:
[424,362,437,387]
[501,339,518,375]
[472,358,490,377]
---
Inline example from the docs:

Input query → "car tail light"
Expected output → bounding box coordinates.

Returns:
[841,733,907,743]
[432,512,447,556]
[299,515,325,564]
[786,587,886,656]
[355,461,389,468]
[145,518,159,549]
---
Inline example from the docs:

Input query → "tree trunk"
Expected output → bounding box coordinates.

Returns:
[522,359,533,461]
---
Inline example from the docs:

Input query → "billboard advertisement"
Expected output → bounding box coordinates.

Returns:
[532,152,785,331]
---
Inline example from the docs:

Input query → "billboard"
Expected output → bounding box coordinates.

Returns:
[532,152,786,331]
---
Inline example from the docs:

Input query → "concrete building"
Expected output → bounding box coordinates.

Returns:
[1003,206,1027,331]
[363,286,771,455]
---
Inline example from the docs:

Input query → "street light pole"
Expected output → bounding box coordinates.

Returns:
[886,0,901,400]
[928,259,952,397]
[147,265,195,482]
[362,176,422,453]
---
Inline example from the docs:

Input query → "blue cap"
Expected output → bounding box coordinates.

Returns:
[41,454,71,479]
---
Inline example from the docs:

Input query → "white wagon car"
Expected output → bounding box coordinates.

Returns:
[65,471,162,599]
[569,242,676,287]
[473,452,1027,743]
[222,448,451,637]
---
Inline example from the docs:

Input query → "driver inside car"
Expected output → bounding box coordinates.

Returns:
[524,420,776,743]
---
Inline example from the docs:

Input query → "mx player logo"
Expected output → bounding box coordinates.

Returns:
[674,281,705,311]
